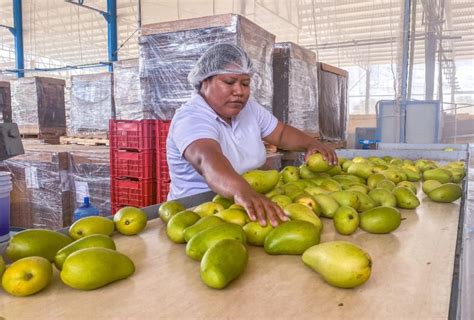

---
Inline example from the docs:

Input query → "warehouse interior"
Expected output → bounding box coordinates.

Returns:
[0,0,473,319]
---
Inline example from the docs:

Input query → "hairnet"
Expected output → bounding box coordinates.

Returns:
[188,43,254,90]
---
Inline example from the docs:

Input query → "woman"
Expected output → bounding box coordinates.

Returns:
[167,43,337,227]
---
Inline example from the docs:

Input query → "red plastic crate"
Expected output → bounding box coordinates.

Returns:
[111,149,155,179]
[157,181,170,203]
[156,120,171,203]
[111,178,157,208]
[109,120,156,150]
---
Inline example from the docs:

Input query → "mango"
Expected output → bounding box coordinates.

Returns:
[270,194,293,209]
[302,241,372,288]
[423,168,452,183]
[265,187,284,198]
[159,200,186,224]
[242,169,280,194]
[346,183,370,194]
[428,183,463,203]
[330,191,360,210]
[193,202,224,218]
[200,239,248,289]
[284,203,323,232]
[264,220,320,255]
[447,167,466,183]
[368,188,397,207]
[183,216,225,242]
[347,163,373,179]
[313,194,340,218]
[69,216,115,240]
[54,234,116,270]
[392,186,420,209]
[243,222,273,246]
[381,169,404,184]
[304,186,331,197]
[167,210,201,243]
[326,165,342,176]
[422,180,443,194]
[60,247,135,290]
[293,193,321,215]
[215,208,249,226]
[342,160,354,172]
[186,223,246,261]
[299,164,319,179]
[212,194,233,209]
[6,229,73,262]
[333,206,359,235]
[397,181,417,194]
[401,167,421,182]
[319,178,342,192]
[352,191,376,212]
[0,256,5,277]
[281,166,300,183]
[360,206,402,234]
[307,153,333,172]
[376,179,396,191]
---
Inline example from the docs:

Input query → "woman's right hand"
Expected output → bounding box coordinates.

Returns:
[233,189,289,227]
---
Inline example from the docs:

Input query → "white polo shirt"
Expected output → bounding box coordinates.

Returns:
[167,93,278,200]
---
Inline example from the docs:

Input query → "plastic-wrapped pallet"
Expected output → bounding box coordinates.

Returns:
[139,14,275,120]
[113,59,146,120]
[318,63,348,141]
[273,42,319,136]
[0,81,12,122]
[68,73,113,136]
[68,149,111,217]
[10,77,66,143]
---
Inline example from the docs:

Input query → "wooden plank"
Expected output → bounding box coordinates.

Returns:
[0,188,461,319]
[320,62,349,77]
[60,136,109,146]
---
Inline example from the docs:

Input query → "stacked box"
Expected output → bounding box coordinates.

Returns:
[273,42,319,136]
[0,81,12,122]
[68,73,113,136]
[139,14,275,120]
[318,63,348,141]
[113,59,146,120]
[0,149,72,230]
[10,77,66,143]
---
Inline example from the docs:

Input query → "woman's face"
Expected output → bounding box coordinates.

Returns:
[200,73,251,122]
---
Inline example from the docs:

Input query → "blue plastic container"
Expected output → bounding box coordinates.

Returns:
[73,197,100,222]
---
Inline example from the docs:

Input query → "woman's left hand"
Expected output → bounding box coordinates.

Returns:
[305,140,338,166]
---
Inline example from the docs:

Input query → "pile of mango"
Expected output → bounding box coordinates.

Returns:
[0,207,148,297]
[162,153,465,290]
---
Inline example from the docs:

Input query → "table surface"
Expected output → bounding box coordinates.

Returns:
[0,188,461,320]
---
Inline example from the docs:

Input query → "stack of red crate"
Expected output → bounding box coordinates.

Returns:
[109,120,158,214]
[156,120,171,203]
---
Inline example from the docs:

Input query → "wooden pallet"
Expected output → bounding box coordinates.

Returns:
[60,136,109,146]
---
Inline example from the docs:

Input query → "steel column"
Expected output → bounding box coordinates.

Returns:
[399,0,411,143]
[107,0,117,72]
[13,0,24,78]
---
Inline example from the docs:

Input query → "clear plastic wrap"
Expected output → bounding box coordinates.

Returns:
[69,73,113,136]
[10,77,66,141]
[68,149,111,217]
[318,63,348,141]
[0,81,12,123]
[273,42,319,135]
[113,59,148,120]
[139,14,275,120]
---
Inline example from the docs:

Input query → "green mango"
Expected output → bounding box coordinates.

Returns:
[392,186,420,209]
[330,191,360,210]
[243,222,274,246]
[333,206,359,235]
[0,256,5,278]
[342,160,354,172]
[381,170,404,184]
[401,167,421,182]
[368,188,397,207]
[186,223,246,261]
[306,153,333,172]
[368,157,387,166]
[428,183,463,203]
[167,210,201,243]
[200,239,248,289]
[376,179,396,191]
[446,167,466,183]
[6,229,73,262]
[212,194,233,209]
[264,220,320,255]
[159,200,186,224]
[332,174,360,184]
[347,163,373,179]
[346,183,370,194]
[422,180,443,194]
[313,194,340,218]
[326,165,342,176]
[304,186,331,197]
[193,202,224,218]
[215,208,249,226]
[423,168,452,183]
[397,181,417,194]
[352,191,376,212]
[299,164,319,179]
[352,156,367,164]
[60,247,135,290]
[242,169,280,194]
[282,182,303,197]
[415,159,438,172]
[360,206,402,234]
[265,187,284,198]
[293,193,321,216]
[284,203,323,232]
[183,216,225,242]
[281,166,300,183]
[319,178,342,192]
[54,234,116,270]
[302,241,372,288]
[69,216,115,240]
[270,194,293,209]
